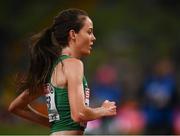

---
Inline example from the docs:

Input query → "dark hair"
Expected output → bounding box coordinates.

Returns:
[18,8,88,93]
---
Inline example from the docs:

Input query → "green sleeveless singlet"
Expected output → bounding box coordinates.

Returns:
[44,55,90,133]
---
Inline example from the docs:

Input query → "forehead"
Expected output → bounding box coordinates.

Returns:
[82,17,93,28]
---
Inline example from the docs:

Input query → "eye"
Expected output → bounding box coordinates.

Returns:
[87,30,92,35]
[87,29,93,35]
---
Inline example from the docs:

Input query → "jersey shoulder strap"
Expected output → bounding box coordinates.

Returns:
[48,55,71,82]
[53,55,71,67]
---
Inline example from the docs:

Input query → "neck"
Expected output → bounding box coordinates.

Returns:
[61,47,81,59]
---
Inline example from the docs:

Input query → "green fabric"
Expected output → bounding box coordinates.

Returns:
[47,55,89,133]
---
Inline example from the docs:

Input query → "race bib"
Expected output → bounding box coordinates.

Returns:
[44,83,60,122]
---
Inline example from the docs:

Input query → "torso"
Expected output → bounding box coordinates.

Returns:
[51,61,67,88]
[44,55,90,134]
[51,130,84,136]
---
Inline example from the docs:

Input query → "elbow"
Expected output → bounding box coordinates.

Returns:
[8,102,17,113]
[8,103,14,113]
[71,113,81,122]
[71,111,84,123]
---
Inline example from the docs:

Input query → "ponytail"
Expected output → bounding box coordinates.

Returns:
[17,27,61,93]
[17,8,89,94]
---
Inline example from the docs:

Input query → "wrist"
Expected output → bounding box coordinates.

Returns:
[100,106,106,117]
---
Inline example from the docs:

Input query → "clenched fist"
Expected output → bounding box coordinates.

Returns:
[101,100,117,116]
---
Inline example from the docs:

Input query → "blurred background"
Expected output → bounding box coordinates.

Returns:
[1,0,180,135]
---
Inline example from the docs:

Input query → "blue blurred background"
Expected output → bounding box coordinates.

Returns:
[1,0,180,134]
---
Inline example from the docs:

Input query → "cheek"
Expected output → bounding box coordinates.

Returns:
[77,36,90,47]
[77,39,91,55]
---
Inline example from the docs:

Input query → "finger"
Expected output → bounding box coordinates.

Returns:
[111,110,117,115]
[110,103,116,107]
[111,106,117,110]
[110,102,115,105]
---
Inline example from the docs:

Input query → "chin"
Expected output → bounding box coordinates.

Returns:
[82,51,91,57]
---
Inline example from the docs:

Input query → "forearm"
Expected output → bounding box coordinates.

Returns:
[12,107,49,127]
[73,100,116,122]
[78,106,105,122]
[8,89,49,127]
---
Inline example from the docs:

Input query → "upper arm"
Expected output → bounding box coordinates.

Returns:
[64,58,86,121]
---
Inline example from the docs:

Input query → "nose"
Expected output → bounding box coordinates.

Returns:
[92,34,96,42]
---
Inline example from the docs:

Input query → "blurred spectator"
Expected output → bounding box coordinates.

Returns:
[109,101,145,134]
[91,64,122,106]
[138,58,179,134]
[173,108,180,135]
[90,64,122,134]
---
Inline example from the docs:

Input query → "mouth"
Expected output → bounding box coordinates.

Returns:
[89,42,94,50]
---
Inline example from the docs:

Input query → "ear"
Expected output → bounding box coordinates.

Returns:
[69,29,76,40]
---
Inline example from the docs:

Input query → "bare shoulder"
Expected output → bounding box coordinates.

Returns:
[63,58,84,70]
[63,58,84,77]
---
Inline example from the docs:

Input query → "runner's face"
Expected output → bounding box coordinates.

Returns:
[75,17,96,56]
